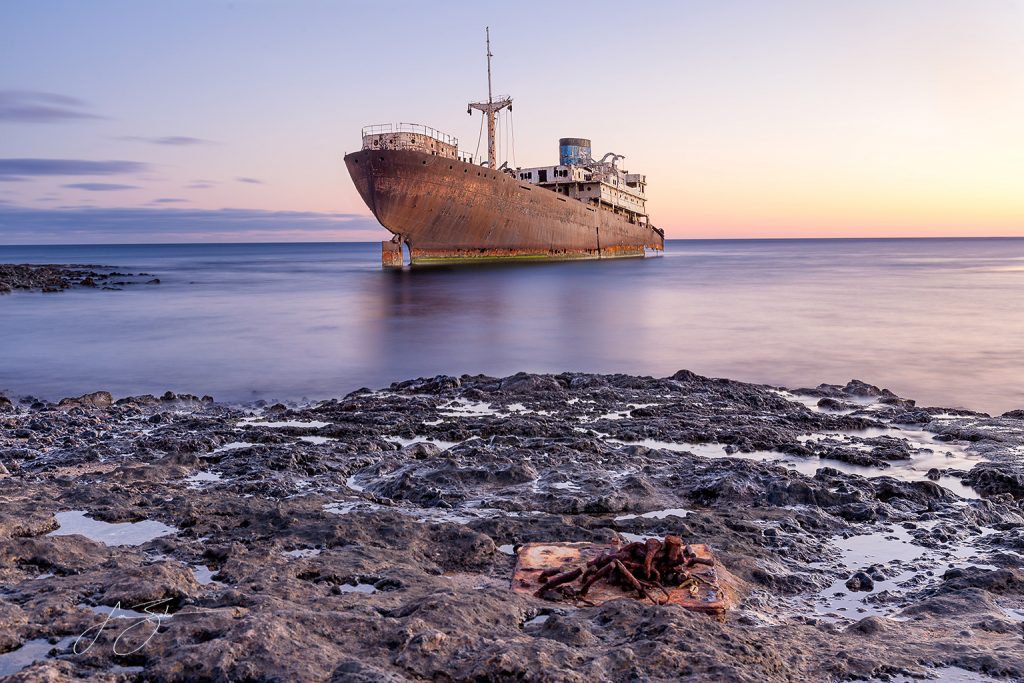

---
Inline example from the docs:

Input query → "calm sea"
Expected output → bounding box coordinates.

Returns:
[1,239,1022,413]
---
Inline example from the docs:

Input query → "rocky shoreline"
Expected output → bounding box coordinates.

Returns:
[0,264,160,293]
[0,371,1022,681]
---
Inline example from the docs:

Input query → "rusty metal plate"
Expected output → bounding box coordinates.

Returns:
[511,541,738,614]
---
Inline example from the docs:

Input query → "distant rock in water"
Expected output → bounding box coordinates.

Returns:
[0,264,159,293]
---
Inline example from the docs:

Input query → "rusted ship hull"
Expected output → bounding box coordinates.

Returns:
[344,149,664,265]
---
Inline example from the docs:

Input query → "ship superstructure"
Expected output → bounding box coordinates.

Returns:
[344,29,664,267]
[515,137,652,230]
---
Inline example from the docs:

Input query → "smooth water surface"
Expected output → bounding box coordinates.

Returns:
[1,239,1022,412]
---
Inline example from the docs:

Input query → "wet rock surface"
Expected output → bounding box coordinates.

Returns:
[1,371,1022,681]
[0,264,159,293]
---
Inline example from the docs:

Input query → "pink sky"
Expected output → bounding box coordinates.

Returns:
[2,1,1024,242]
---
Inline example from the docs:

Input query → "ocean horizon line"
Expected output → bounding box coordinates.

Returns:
[4,234,1024,248]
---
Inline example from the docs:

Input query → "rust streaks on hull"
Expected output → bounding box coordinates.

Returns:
[345,148,664,266]
[381,240,404,268]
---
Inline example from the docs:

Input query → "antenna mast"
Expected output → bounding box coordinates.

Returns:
[486,26,493,105]
[468,26,512,168]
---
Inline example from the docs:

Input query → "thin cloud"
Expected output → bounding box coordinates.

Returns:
[0,90,101,123]
[187,182,214,189]
[237,177,263,184]
[63,182,140,191]
[150,198,187,203]
[120,135,214,146]
[0,206,384,244]
[0,158,150,182]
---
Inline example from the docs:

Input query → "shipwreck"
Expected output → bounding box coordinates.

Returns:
[344,28,665,267]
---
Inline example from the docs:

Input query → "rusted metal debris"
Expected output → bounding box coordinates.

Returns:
[512,536,738,614]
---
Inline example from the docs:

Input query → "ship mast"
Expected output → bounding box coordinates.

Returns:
[468,27,512,168]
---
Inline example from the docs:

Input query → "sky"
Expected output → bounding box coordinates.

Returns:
[2,0,1024,243]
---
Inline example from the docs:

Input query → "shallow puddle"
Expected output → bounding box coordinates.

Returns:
[607,438,737,461]
[185,471,223,487]
[809,524,997,620]
[323,501,368,515]
[323,500,540,526]
[299,435,335,445]
[0,636,77,677]
[802,425,973,456]
[1000,606,1024,622]
[438,399,497,417]
[595,403,659,420]
[615,508,690,521]
[209,441,254,454]
[781,390,884,412]
[192,565,220,585]
[506,402,552,415]
[611,430,982,499]
[48,511,177,546]
[890,666,999,682]
[339,582,377,594]
[386,435,463,450]
[240,418,330,428]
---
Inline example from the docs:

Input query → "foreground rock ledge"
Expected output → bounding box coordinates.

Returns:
[0,371,1022,682]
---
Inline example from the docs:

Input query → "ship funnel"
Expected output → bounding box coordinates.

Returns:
[559,137,592,166]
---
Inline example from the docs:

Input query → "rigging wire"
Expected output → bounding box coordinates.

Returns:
[504,110,510,166]
[473,111,484,163]
[510,108,516,168]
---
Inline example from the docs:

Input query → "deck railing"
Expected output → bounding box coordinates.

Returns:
[361,123,458,148]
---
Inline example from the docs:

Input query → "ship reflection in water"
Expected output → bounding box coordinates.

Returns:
[1,238,1023,413]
